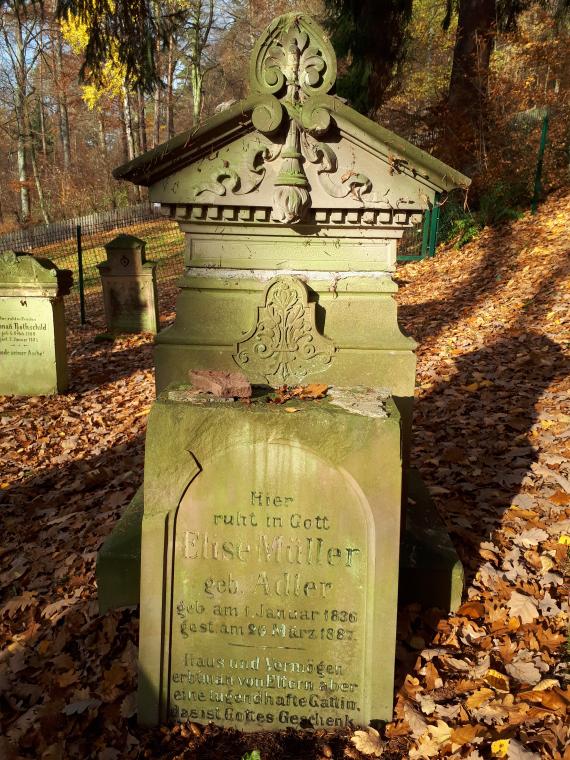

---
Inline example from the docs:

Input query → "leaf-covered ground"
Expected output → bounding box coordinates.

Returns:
[1,193,568,759]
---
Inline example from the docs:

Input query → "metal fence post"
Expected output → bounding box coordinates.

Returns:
[76,224,86,324]
[420,208,431,258]
[531,111,549,215]
[428,192,440,257]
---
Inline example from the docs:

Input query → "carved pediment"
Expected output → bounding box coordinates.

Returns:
[115,14,470,221]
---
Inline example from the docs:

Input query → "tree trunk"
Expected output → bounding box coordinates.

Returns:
[137,88,148,152]
[14,14,30,223]
[54,28,71,172]
[448,0,496,114]
[25,100,50,224]
[122,85,142,199]
[38,30,48,160]
[152,37,161,148]
[166,37,175,138]
[16,122,30,224]
[444,0,496,172]
[97,110,108,159]
[122,84,136,162]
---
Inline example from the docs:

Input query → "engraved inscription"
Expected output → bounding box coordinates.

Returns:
[0,313,48,358]
[170,443,371,730]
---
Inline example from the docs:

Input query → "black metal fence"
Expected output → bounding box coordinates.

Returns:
[0,204,185,326]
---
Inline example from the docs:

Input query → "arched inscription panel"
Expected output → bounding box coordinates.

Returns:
[169,442,374,731]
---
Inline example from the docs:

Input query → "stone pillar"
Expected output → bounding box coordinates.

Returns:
[97,234,159,334]
[0,250,72,395]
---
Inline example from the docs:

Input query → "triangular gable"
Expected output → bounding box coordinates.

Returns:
[114,13,470,225]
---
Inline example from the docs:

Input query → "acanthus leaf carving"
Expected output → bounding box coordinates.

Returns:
[234,276,335,386]
[192,141,281,199]
[302,135,373,201]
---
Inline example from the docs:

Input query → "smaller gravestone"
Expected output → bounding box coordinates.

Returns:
[0,251,72,395]
[97,234,159,334]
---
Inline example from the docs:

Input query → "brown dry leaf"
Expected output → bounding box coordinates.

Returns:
[457,601,486,619]
[120,692,137,719]
[451,724,483,747]
[507,592,539,624]
[404,701,428,738]
[466,688,495,708]
[518,689,567,715]
[484,670,510,691]
[350,726,383,757]
[294,383,329,399]
[505,660,542,685]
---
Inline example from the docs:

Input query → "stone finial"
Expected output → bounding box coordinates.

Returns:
[249,13,337,104]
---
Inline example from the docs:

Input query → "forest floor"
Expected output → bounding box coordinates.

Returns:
[0,191,568,760]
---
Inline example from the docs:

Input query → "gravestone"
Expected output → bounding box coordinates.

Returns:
[138,387,400,728]
[97,234,159,334]
[0,251,72,395]
[99,12,470,730]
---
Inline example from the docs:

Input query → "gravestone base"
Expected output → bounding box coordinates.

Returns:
[399,470,464,612]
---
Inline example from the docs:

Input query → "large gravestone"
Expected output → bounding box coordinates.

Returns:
[0,251,72,395]
[138,388,401,728]
[100,12,470,730]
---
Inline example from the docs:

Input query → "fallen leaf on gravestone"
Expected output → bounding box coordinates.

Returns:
[507,591,539,624]
[351,726,383,756]
[505,659,541,685]
[294,383,328,399]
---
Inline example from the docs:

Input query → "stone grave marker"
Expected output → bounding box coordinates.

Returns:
[99,12,470,731]
[0,251,72,395]
[138,386,400,729]
[97,234,159,334]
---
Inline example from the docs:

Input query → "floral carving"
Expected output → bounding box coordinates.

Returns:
[250,14,336,103]
[193,143,280,198]
[234,276,335,386]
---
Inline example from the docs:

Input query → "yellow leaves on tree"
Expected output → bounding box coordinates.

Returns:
[60,14,125,109]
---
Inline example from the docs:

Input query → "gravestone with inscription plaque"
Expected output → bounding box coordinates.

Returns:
[0,251,72,395]
[99,11,470,731]
[97,234,159,335]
